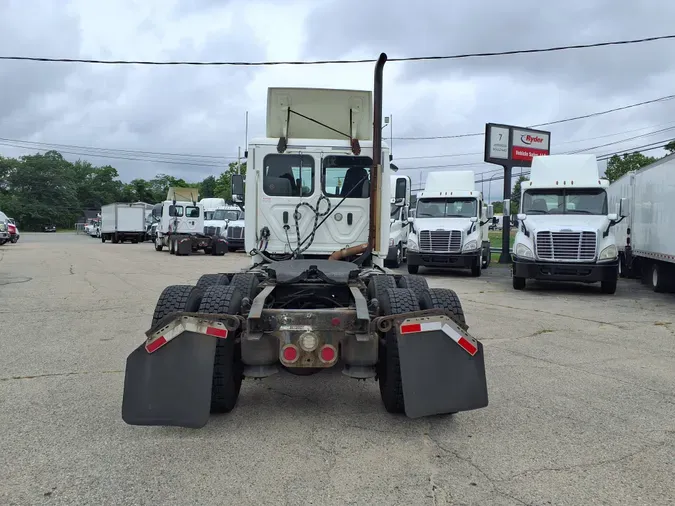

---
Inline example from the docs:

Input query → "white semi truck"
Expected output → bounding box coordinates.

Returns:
[122,58,489,428]
[511,154,624,293]
[406,170,493,276]
[100,203,147,243]
[152,187,228,256]
[385,173,411,268]
[608,152,674,292]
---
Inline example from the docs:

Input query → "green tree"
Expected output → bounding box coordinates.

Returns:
[604,152,658,183]
[491,200,504,214]
[665,140,675,154]
[214,161,247,200]
[200,175,217,198]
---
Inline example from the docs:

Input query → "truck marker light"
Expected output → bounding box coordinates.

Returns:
[319,344,337,363]
[399,320,478,356]
[282,344,299,363]
[206,326,228,338]
[299,332,318,351]
[146,336,167,353]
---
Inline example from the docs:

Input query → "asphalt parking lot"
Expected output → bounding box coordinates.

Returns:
[1,233,673,506]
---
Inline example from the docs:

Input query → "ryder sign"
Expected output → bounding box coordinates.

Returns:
[484,123,551,167]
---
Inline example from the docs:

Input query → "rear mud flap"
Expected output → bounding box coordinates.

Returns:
[397,318,488,418]
[177,238,192,255]
[212,239,227,255]
[121,331,217,428]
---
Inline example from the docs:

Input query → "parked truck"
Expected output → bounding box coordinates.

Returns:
[608,152,674,292]
[386,174,411,268]
[511,154,624,293]
[121,55,488,429]
[152,187,228,256]
[406,170,493,276]
[100,203,147,243]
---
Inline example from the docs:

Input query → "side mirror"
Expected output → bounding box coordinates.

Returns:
[619,197,629,218]
[231,174,245,197]
[517,213,527,221]
[492,216,497,225]
[607,213,618,221]
[486,204,494,219]
[503,199,511,217]
[470,216,478,223]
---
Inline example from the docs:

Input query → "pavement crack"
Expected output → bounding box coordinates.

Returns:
[266,386,318,405]
[503,441,669,480]
[0,370,123,382]
[426,432,531,506]
[494,346,675,402]
[69,265,74,275]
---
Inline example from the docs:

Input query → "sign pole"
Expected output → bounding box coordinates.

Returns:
[499,163,512,263]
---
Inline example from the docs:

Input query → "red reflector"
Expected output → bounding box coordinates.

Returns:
[206,326,228,338]
[320,345,336,362]
[146,336,167,353]
[282,345,298,362]
[400,323,422,334]
[457,336,478,356]
[331,317,340,327]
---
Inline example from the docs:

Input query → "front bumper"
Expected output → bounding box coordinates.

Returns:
[513,257,619,282]
[226,238,244,249]
[407,250,480,268]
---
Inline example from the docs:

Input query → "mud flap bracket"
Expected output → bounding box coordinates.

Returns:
[396,315,488,418]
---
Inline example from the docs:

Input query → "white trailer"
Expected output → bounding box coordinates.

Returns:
[608,153,675,292]
[100,203,147,243]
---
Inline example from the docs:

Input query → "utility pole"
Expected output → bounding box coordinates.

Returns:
[237,146,241,174]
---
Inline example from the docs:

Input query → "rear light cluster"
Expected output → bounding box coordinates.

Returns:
[280,337,337,365]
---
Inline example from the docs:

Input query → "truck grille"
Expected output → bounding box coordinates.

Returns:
[419,230,462,253]
[227,226,244,239]
[536,231,597,261]
[204,226,221,236]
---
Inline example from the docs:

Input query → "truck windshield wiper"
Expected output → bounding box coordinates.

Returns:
[524,209,547,214]
[565,209,593,214]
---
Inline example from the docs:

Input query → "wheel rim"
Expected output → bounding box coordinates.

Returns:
[652,266,658,287]
[397,246,402,264]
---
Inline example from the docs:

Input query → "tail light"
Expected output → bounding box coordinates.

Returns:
[281,344,299,363]
[319,344,337,364]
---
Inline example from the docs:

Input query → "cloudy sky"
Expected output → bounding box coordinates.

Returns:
[1,0,674,201]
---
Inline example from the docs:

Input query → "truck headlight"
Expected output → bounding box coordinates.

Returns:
[515,243,534,259]
[389,237,395,247]
[408,239,418,252]
[599,244,618,261]
[463,240,478,252]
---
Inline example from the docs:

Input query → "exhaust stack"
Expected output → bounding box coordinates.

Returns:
[369,52,387,253]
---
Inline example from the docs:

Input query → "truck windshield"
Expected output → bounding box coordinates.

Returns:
[522,189,608,215]
[416,198,477,218]
[213,210,240,221]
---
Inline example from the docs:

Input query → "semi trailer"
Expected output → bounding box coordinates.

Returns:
[122,55,488,428]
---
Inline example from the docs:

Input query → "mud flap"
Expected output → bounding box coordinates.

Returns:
[177,238,192,256]
[211,239,227,256]
[121,331,217,428]
[397,317,488,418]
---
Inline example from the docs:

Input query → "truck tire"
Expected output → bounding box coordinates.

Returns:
[407,264,419,274]
[471,258,482,277]
[367,274,397,309]
[512,276,526,290]
[198,285,244,414]
[650,263,666,293]
[154,237,163,251]
[196,273,230,289]
[377,287,420,414]
[601,278,618,295]
[151,285,204,327]
[230,273,260,299]
[397,274,431,308]
[427,288,467,330]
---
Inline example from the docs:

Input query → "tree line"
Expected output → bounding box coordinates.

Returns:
[0,150,246,231]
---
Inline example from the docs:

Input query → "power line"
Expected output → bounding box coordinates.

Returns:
[394,93,675,140]
[394,122,675,161]
[2,34,674,66]
[0,137,238,161]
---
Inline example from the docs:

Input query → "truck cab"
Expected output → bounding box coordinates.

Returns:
[235,87,390,265]
[511,154,623,294]
[386,174,411,268]
[407,171,493,276]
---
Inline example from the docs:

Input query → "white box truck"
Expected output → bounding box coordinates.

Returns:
[511,154,625,293]
[100,203,147,243]
[407,170,494,276]
[608,153,675,292]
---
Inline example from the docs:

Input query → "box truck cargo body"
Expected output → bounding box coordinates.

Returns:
[100,203,147,243]
[608,153,675,292]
